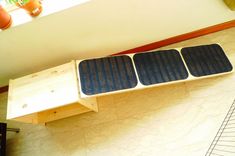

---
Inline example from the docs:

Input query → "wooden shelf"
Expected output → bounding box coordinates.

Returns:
[6,44,233,125]
[7,61,97,124]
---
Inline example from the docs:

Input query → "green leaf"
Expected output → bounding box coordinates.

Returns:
[5,0,30,5]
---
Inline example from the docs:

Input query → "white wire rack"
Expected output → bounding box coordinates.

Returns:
[206,98,235,156]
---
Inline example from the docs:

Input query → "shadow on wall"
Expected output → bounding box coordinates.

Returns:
[224,0,235,10]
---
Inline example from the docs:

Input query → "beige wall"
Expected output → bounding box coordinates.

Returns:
[0,0,235,87]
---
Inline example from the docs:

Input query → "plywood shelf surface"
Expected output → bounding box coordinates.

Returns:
[7,61,97,124]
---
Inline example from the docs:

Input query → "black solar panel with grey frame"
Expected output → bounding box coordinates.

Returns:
[181,44,233,77]
[78,55,138,95]
[77,44,233,97]
[133,49,189,85]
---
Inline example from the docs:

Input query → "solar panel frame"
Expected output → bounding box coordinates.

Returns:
[77,55,138,96]
[133,49,189,86]
[181,44,233,77]
[76,44,233,98]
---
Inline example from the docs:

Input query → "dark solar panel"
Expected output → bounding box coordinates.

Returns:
[181,44,233,77]
[79,55,138,95]
[133,49,189,85]
[78,44,233,96]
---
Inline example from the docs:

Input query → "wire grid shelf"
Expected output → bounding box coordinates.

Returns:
[206,98,235,156]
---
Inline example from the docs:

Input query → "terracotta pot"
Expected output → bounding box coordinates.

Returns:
[17,0,42,17]
[0,5,12,30]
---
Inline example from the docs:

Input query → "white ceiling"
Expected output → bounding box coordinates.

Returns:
[0,0,235,87]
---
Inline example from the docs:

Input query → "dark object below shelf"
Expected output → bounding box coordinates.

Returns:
[0,123,20,156]
[0,123,6,156]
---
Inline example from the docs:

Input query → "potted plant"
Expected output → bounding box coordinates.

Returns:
[7,0,42,16]
[0,5,12,29]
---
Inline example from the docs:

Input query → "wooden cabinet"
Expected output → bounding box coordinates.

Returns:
[7,61,97,124]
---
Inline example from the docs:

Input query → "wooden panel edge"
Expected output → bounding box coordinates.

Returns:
[8,102,92,124]
[36,102,92,124]
[0,86,8,94]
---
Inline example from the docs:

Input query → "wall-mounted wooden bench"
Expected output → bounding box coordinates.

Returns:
[7,44,233,124]
[77,44,233,98]
[7,61,97,124]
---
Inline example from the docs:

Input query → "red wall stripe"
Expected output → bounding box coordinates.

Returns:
[114,20,235,55]
[1,20,235,93]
